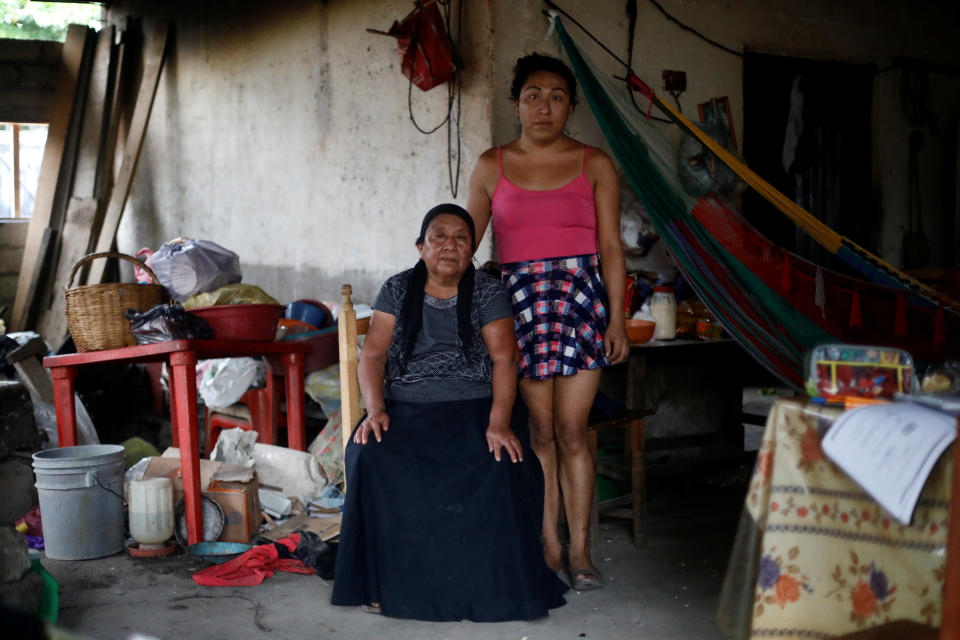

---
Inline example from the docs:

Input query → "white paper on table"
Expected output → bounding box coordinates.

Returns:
[822,402,956,526]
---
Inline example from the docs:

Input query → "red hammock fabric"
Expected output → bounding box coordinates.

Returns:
[691,196,958,362]
[192,533,314,587]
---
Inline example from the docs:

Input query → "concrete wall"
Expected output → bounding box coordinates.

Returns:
[108,0,494,305]
[100,0,959,313]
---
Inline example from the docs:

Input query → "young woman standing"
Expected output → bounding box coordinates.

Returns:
[467,54,629,590]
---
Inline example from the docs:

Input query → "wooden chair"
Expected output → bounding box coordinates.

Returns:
[337,284,370,469]
[587,407,654,548]
[834,413,960,640]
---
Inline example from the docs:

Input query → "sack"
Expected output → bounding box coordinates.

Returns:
[146,238,242,302]
[388,0,456,91]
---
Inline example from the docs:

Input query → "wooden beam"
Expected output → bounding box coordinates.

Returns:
[36,27,117,345]
[85,22,169,286]
[83,20,134,277]
[72,26,115,200]
[10,25,89,331]
[33,26,97,321]
[35,197,97,346]
[12,124,20,218]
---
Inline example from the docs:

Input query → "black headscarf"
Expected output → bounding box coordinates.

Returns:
[400,204,477,364]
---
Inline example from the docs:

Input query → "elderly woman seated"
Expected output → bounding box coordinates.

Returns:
[331,204,568,621]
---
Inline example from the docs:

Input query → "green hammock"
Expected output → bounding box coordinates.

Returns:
[553,17,954,388]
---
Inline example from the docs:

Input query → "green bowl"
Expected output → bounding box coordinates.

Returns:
[187,541,252,564]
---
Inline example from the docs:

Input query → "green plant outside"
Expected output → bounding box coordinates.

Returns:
[0,0,101,41]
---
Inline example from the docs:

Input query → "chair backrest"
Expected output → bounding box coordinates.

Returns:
[337,284,370,458]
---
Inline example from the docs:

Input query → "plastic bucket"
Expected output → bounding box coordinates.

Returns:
[32,445,126,560]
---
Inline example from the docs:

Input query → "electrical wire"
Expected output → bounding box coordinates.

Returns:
[544,1,675,124]
[669,89,683,113]
[645,0,741,57]
[406,0,462,197]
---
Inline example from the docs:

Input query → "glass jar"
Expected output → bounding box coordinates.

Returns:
[650,285,677,340]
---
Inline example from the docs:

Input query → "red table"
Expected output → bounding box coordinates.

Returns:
[43,339,311,546]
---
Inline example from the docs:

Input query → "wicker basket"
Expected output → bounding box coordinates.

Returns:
[65,252,167,352]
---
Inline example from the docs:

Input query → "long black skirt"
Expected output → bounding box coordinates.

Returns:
[331,397,568,621]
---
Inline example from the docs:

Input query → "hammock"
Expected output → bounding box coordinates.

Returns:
[552,17,956,389]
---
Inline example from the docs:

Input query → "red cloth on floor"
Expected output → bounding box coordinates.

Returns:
[192,533,315,587]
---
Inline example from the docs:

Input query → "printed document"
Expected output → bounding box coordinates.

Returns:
[822,402,955,526]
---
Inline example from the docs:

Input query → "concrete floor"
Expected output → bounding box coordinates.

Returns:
[40,466,750,640]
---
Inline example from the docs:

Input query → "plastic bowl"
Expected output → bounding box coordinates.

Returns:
[626,318,656,344]
[187,541,252,564]
[286,300,332,329]
[189,304,284,341]
[277,318,319,339]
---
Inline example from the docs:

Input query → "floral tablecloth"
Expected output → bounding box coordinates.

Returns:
[718,397,951,639]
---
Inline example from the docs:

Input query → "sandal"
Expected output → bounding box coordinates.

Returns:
[570,567,603,591]
[361,603,382,614]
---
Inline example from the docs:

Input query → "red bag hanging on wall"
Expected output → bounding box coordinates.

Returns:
[385,0,457,92]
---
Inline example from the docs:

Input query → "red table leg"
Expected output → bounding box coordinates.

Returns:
[50,366,78,447]
[169,350,203,546]
[283,352,306,450]
[168,367,180,448]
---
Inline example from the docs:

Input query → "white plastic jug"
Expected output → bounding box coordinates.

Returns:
[128,477,174,545]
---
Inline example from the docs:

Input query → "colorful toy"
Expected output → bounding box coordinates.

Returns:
[805,344,914,401]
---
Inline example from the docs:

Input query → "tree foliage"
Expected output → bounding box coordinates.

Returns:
[0,0,101,41]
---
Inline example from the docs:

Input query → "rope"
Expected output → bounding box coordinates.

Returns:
[650,95,959,312]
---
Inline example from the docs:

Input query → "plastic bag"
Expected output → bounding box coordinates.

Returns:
[182,283,278,309]
[251,442,328,500]
[125,303,213,344]
[197,357,262,409]
[29,389,99,447]
[210,427,258,467]
[677,122,738,197]
[145,238,242,302]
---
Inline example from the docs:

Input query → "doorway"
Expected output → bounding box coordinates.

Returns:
[741,52,874,272]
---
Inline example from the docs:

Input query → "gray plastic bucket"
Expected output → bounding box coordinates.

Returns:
[32,445,126,560]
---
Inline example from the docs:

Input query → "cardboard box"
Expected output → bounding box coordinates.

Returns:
[143,455,261,543]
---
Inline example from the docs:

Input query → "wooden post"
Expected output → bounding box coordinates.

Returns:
[85,23,170,286]
[10,25,89,330]
[12,124,20,218]
[338,285,362,470]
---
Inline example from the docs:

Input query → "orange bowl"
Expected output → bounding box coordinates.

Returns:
[625,318,656,344]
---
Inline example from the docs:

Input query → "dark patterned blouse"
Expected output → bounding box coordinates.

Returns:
[372,268,512,402]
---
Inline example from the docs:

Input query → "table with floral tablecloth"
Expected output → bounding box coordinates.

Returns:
[718,397,952,639]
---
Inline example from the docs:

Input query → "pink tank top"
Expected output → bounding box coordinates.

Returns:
[490,146,598,264]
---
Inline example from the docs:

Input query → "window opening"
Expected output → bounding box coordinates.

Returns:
[0,123,47,218]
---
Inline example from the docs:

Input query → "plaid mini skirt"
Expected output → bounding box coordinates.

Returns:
[501,253,610,380]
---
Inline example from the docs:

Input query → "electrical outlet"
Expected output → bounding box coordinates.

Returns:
[662,70,686,92]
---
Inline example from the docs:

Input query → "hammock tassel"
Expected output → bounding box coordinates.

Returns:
[849,289,862,329]
[895,292,907,336]
[815,267,826,319]
[780,254,792,292]
[934,301,946,344]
